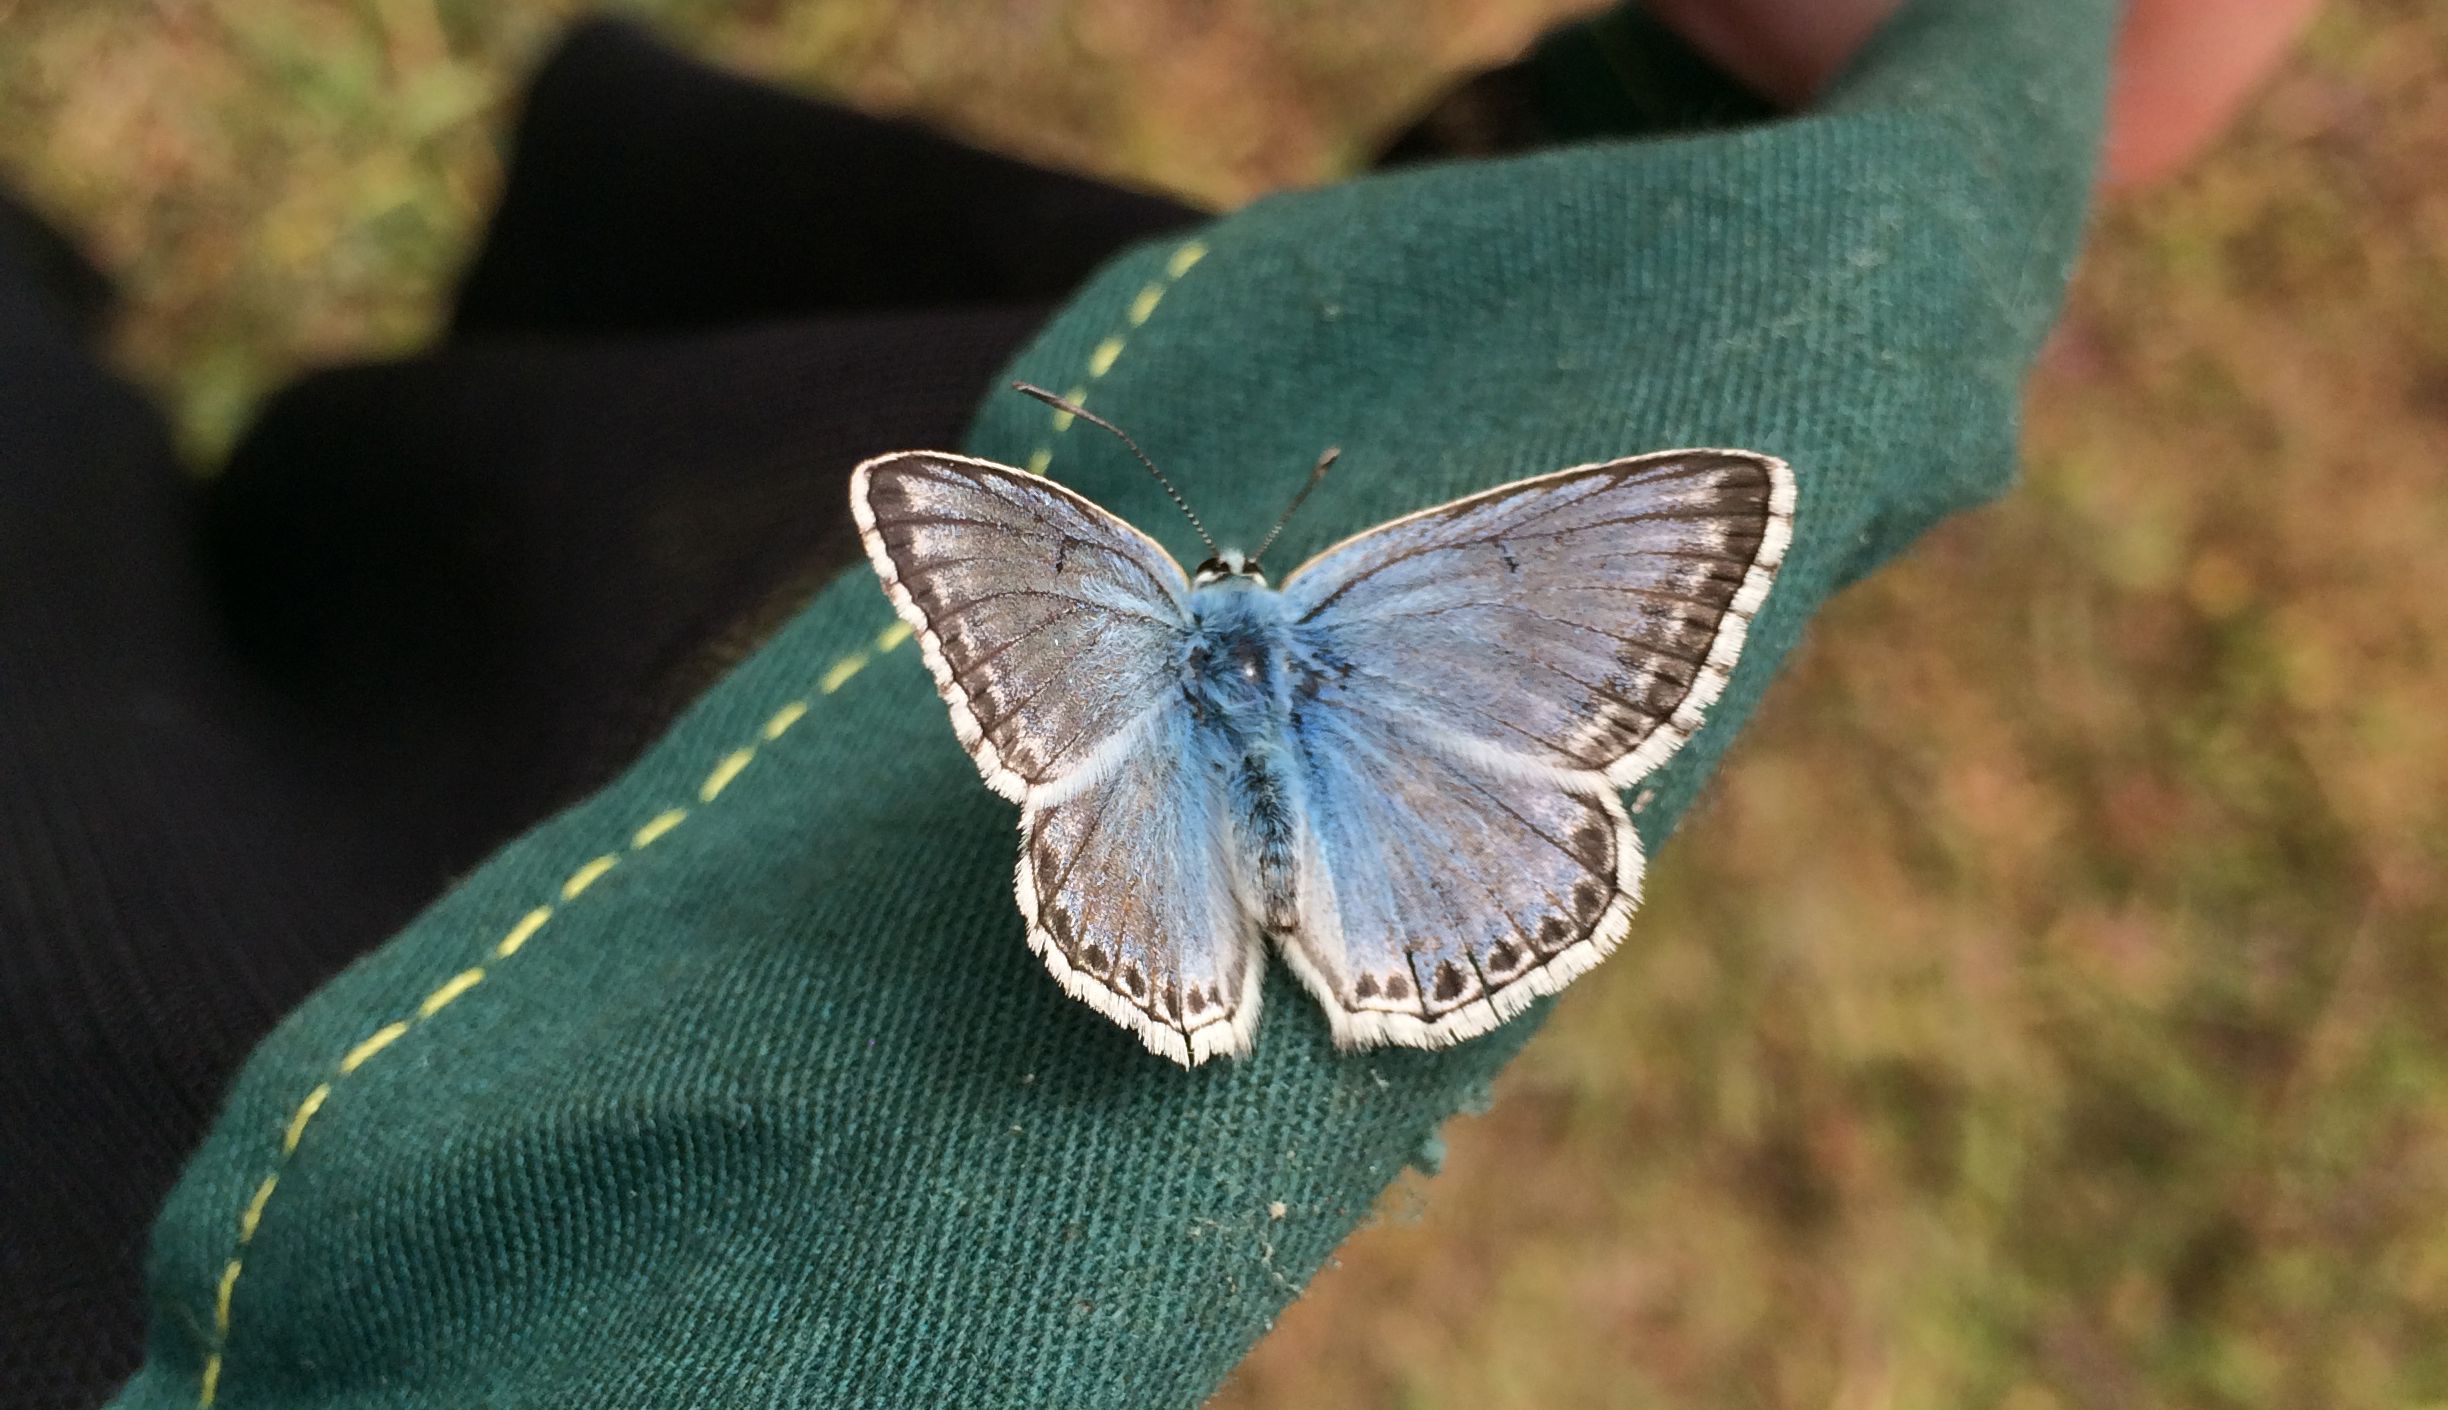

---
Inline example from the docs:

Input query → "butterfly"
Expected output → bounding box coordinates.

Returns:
[851,384,1793,1066]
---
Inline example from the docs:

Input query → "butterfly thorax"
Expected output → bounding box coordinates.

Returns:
[1181,574,1292,725]
[1182,575,1304,933]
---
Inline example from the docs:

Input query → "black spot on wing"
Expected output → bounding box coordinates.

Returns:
[1570,819,1614,872]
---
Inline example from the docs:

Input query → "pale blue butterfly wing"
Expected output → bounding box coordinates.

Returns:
[1282,703,1640,1047]
[852,454,1265,1064]
[1276,451,1794,1046]
[1016,723,1262,1065]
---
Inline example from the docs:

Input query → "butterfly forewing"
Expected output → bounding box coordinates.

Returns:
[1281,451,1793,787]
[852,453,1195,800]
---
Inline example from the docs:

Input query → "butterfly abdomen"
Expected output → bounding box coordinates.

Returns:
[1229,737,1304,934]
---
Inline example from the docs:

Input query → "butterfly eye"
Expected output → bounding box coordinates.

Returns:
[1194,557,1229,580]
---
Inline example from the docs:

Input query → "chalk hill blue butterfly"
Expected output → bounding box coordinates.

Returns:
[851,392,1792,1066]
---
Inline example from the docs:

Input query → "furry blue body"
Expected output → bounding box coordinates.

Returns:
[1181,576,1308,934]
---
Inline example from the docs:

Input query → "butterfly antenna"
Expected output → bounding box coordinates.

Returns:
[1010,382,1217,555]
[1253,447,1338,562]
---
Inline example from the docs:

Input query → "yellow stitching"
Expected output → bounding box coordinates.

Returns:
[282,1084,329,1154]
[418,967,486,1017]
[1023,237,1206,482]
[213,1259,241,1333]
[560,854,618,899]
[699,747,755,802]
[762,701,807,739]
[496,905,551,957]
[338,1021,410,1074]
[632,809,687,848]
[197,241,1213,1408]
[239,1175,278,1242]
[820,654,868,693]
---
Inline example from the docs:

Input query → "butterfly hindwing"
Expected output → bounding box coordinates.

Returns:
[1018,710,1264,1065]
[1282,703,1640,1047]
[1275,451,1792,1046]
[851,452,1195,801]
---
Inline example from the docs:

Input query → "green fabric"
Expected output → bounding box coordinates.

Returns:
[116,4,2113,1405]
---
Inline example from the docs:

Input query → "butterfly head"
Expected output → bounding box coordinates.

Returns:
[1192,549,1266,586]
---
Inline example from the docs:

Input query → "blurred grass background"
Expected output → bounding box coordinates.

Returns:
[5,2,2446,1407]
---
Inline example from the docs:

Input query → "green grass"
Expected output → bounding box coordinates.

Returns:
[6,3,2446,1406]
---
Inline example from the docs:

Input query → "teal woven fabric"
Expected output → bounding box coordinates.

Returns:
[115,3,2113,1405]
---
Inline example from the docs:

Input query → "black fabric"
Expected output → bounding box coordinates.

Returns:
[452,20,1198,336]
[0,20,1197,1407]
